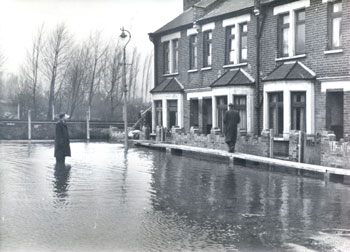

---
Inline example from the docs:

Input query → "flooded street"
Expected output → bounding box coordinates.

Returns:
[0,142,350,252]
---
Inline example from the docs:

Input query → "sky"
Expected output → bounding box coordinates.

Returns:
[0,0,182,73]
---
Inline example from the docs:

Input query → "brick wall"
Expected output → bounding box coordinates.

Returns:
[344,91,350,136]
[320,133,350,168]
[170,131,271,157]
[152,0,350,135]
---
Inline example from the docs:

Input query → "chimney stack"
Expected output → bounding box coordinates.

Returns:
[183,0,201,11]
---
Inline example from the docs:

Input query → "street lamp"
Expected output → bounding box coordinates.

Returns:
[120,27,131,150]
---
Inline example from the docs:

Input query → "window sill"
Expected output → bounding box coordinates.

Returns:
[201,67,212,71]
[187,69,198,73]
[223,62,248,68]
[324,49,344,55]
[163,73,179,77]
[275,54,306,62]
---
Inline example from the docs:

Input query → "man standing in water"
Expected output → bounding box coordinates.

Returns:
[223,103,240,153]
[55,113,71,165]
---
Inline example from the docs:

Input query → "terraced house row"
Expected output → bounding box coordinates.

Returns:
[148,0,350,141]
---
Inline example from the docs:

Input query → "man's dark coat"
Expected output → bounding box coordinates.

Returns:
[54,121,71,158]
[223,109,241,143]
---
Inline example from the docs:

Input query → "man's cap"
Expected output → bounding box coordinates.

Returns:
[59,113,66,119]
[228,103,234,107]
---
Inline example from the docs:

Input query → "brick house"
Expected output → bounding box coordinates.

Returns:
[148,0,350,141]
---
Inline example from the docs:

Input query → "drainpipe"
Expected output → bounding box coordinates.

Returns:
[254,0,265,135]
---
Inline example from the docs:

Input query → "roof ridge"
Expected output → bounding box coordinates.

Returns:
[286,61,298,79]
[229,68,240,84]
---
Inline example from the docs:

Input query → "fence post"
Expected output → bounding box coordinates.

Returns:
[86,110,90,140]
[28,110,31,140]
[17,104,20,120]
[269,129,274,158]
[298,131,303,163]
[52,105,55,121]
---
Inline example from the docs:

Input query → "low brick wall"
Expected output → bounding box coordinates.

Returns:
[145,127,350,169]
[321,135,350,168]
[168,131,271,157]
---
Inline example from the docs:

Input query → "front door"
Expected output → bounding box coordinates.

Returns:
[326,91,343,140]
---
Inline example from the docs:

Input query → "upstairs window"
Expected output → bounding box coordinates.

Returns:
[203,30,212,67]
[172,39,179,73]
[274,0,309,58]
[239,23,248,62]
[225,25,236,64]
[278,13,290,57]
[295,9,305,55]
[163,41,170,74]
[189,35,198,69]
[329,1,342,49]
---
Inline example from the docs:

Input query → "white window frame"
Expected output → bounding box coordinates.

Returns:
[274,0,310,58]
[161,32,181,75]
[151,93,184,131]
[222,14,251,66]
[263,80,315,138]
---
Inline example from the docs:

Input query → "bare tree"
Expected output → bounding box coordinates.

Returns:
[64,45,90,118]
[102,43,123,119]
[86,31,107,119]
[21,24,45,119]
[42,23,72,120]
[144,52,153,102]
[127,48,140,101]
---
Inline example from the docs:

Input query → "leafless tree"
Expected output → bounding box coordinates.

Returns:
[42,23,72,120]
[21,24,45,119]
[101,43,123,119]
[127,48,140,101]
[64,45,90,118]
[86,31,107,119]
[144,52,153,102]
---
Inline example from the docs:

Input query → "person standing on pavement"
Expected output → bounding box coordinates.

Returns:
[223,103,240,153]
[54,113,71,165]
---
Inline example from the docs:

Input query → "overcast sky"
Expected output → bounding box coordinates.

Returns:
[0,0,182,73]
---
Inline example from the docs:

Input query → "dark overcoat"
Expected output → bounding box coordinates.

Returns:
[223,109,241,143]
[54,121,71,158]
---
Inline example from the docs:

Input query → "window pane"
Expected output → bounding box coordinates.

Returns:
[283,15,289,24]
[163,42,169,73]
[333,2,342,12]
[297,11,305,21]
[241,49,247,61]
[241,36,247,61]
[296,23,305,54]
[332,17,342,47]
[283,27,289,55]
[242,24,248,33]
[229,51,235,63]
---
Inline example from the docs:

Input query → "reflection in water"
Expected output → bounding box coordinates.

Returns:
[53,163,71,206]
[1,142,350,252]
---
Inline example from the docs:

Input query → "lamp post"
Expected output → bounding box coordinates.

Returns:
[120,27,131,150]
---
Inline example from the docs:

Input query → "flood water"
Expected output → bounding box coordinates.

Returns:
[1,142,350,252]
